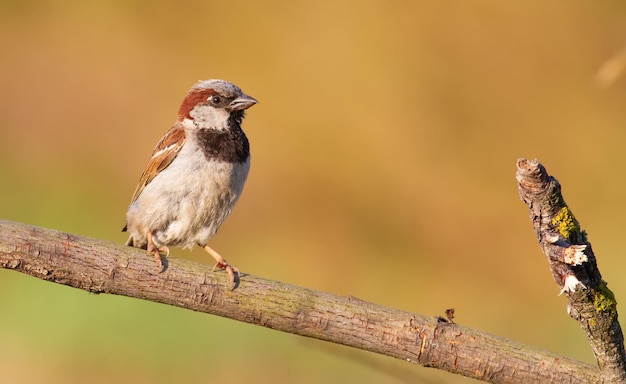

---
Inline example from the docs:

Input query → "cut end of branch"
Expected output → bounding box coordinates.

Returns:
[515,158,558,206]
[515,158,548,184]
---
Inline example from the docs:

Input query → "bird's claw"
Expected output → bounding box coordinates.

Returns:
[212,262,240,289]
[147,244,169,272]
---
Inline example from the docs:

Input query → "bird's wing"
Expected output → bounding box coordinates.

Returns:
[128,124,186,204]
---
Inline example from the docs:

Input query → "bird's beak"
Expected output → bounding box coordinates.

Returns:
[228,94,258,111]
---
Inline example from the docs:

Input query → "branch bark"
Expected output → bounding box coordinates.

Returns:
[517,158,626,383]
[0,218,600,384]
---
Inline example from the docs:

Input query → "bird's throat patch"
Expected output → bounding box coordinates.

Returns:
[195,126,250,163]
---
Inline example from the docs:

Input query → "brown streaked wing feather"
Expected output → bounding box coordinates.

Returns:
[129,124,186,204]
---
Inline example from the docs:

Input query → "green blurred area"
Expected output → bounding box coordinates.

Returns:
[1,1,626,383]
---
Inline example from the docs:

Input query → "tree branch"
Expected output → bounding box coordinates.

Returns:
[516,158,626,383]
[0,218,600,383]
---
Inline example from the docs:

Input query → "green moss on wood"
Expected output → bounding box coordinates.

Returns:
[551,206,580,239]
[594,281,617,314]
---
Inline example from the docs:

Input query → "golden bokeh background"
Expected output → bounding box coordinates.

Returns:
[2,1,626,383]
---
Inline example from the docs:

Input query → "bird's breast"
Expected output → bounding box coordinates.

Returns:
[128,140,250,248]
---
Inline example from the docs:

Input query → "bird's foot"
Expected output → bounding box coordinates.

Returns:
[147,231,169,272]
[203,245,240,289]
[212,261,240,289]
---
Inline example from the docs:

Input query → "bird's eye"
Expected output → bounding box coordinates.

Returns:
[210,95,222,104]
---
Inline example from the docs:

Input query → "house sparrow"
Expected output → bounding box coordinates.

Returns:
[123,79,257,288]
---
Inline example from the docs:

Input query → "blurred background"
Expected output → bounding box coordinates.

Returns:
[1,1,626,383]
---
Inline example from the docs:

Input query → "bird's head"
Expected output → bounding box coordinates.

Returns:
[178,79,258,130]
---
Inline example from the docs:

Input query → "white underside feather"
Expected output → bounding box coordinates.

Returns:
[125,131,249,249]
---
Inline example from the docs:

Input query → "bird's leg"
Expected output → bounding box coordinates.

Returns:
[203,245,239,289]
[147,230,168,271]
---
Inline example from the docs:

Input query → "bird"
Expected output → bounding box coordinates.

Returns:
[123,79,257,288]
